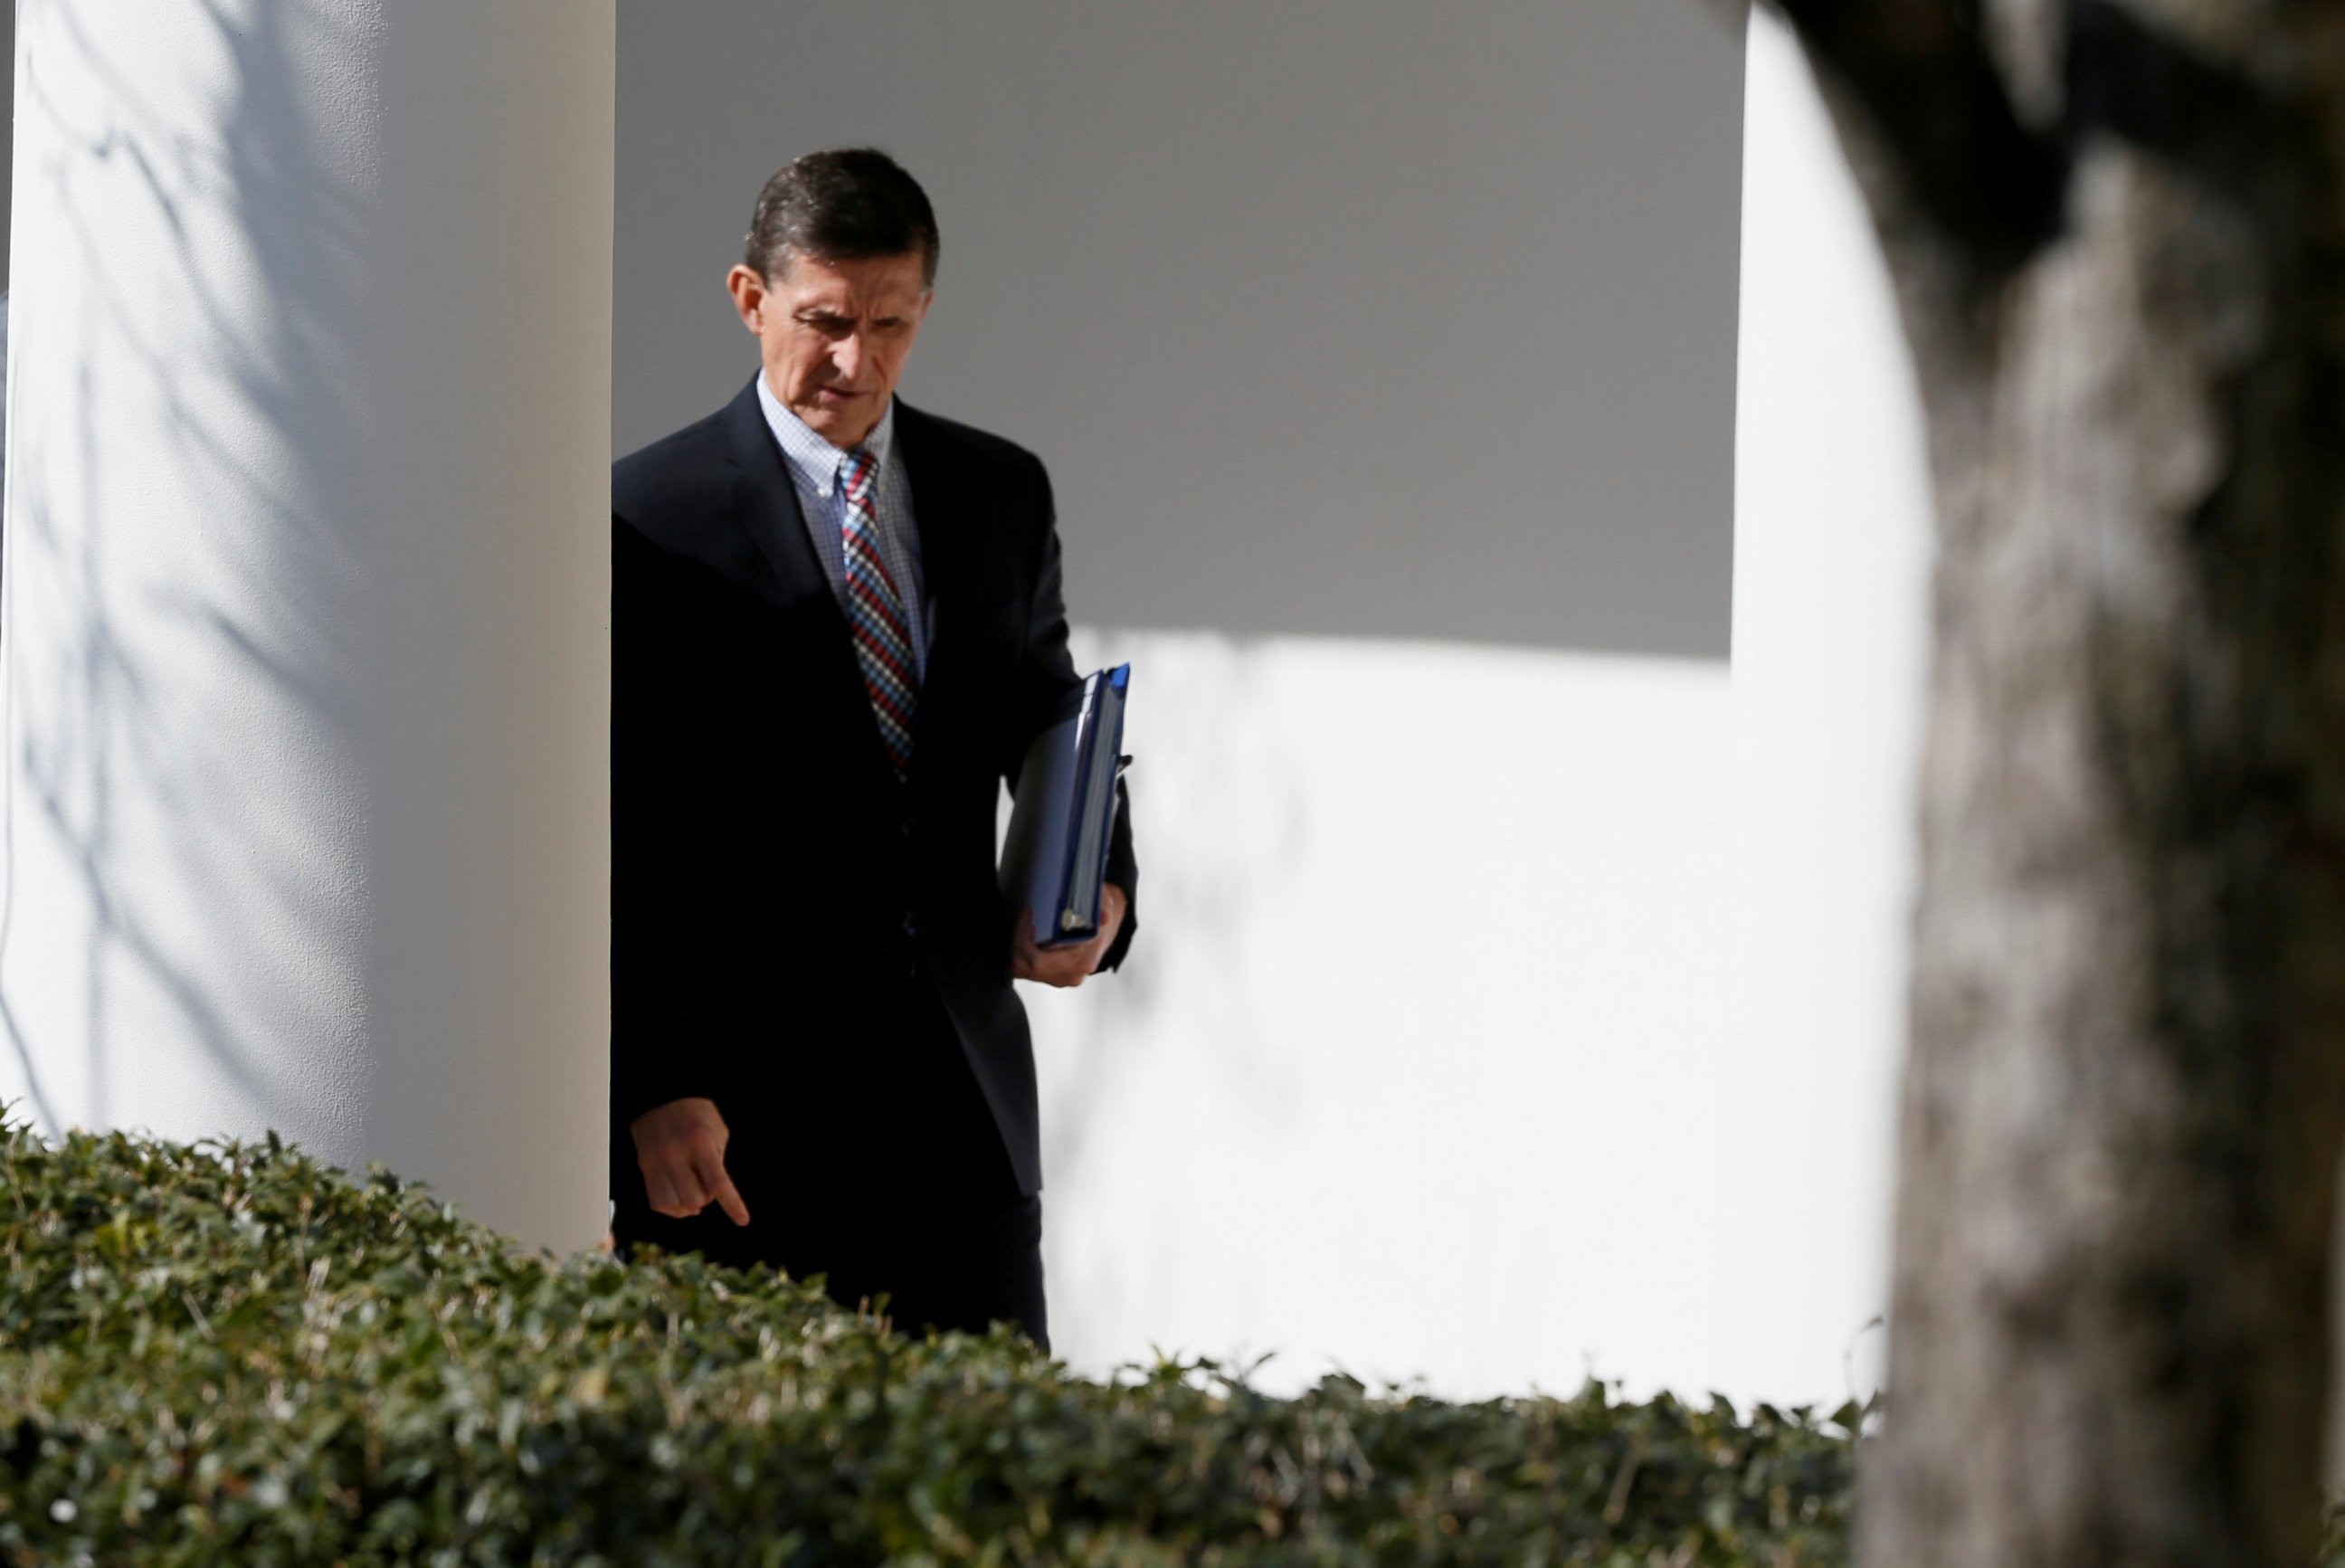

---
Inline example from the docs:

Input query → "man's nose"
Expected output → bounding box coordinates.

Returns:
[832,333,866,382]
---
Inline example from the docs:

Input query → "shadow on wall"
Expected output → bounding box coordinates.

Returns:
[610,0,1752,1395]
[613,0,1747,660]
[1,0,378,1138]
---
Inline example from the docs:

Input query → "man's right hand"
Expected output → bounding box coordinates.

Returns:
[630,1097,752,1226]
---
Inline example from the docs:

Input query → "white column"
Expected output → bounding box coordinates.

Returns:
[1718,6,1933,1407]
[0,0,614,1250]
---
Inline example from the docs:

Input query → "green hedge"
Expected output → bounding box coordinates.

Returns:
[0,1119,1867,1564]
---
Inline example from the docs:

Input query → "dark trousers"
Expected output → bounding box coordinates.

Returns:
[612,966,1048,1352]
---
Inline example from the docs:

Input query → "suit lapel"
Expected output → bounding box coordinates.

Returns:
[897,404,980,793]
[896,402,969,683]
[717,377,838,618]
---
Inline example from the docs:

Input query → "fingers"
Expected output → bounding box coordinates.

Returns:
[631,1097,746,1221]
[648,1153,746,1222]
[708,1166,753,1227]
[1063,925,1114,982]
[697,1133,751,1227]
[642,1171,675,1214]
[1010,908,1042,979]
[1013,930,1109,985]
[1024,942,1099,988]
[1011,905,1122,988]
[642,1161,701,1219]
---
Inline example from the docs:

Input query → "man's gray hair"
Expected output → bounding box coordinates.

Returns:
[745,148,940,288]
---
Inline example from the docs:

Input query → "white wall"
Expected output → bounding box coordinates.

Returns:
[0,0,615,1250]
[615,0,1744,660]
[612,1,1942,1408]
[1033,631,1731,1396]
[614,0,1759,1401]
[1027,10,1937,1407]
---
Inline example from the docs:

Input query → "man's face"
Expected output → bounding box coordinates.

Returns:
[726,249,931,450]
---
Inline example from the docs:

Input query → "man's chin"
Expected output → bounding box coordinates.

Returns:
[797,395,878,444]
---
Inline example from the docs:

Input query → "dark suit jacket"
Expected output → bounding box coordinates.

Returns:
[610,379,1136,1201]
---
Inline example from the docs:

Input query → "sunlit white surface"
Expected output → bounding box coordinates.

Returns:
[0,1,614,1251]
[1716,7,1932,1410]
[1028,630,1730,1400]
[1021,10,1939,1413]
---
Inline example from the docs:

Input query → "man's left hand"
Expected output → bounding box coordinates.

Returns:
[1012,883,1126,988]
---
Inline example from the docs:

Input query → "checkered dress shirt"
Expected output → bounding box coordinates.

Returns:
[755,375,930,680]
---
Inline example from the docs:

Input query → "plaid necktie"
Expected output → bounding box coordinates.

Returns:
[840,448,916,778]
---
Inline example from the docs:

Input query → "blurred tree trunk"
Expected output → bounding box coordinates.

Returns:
[1765,2,2345,1563]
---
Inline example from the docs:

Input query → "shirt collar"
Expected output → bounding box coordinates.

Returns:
[755,372,896,496]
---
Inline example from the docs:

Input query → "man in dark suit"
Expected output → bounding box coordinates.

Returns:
[610,149,1134,1351]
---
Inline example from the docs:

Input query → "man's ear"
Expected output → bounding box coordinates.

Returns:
[725,264,768,334]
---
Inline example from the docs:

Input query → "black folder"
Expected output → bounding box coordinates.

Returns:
[1001,665,1131,949]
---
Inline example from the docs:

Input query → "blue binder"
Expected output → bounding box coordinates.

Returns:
[1001,665,1131,949]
